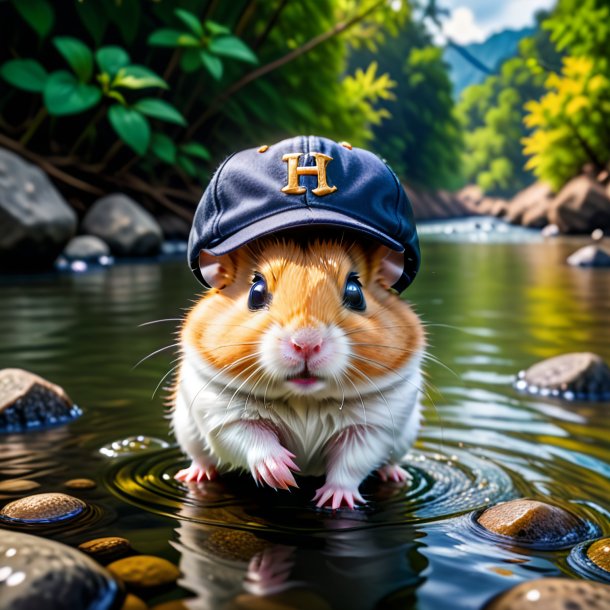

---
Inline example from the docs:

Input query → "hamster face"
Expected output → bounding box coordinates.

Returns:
[182,239,424,403]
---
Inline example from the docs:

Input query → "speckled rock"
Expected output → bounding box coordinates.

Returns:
[81,194,162,257]
[78,537,133,564]
[515,353,610,400]
[0,368,81,432]
[107,555,180,589]
[0,479,40,493]
[0,492,85,523]
[121,593,148,610]
[567,244,610,267]
[0,530,120,610]
[588,537,610,573]
[64,478,97,490]
[477,499,589,546]
[484,577,610,610]
[63,235,110,261]
[204,529,268,562]
[150,601,190,610]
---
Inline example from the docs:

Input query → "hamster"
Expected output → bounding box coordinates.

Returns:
[171,235,425,509]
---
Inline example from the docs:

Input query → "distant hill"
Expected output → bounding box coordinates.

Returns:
[444,27,534,98]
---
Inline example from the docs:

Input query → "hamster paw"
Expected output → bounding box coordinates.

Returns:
[377,463,411,484]
[251,448,300,491]
[313,483,366,510]
[175,462,218,483]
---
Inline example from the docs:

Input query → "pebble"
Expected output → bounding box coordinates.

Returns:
[150,602,190,610]
[477,499,588,546]
[0,492,85,523]
[121,593,148,610]
[99,436,170,458]
[107,555,180,589]
[78,537,133,563]
[588,537,610,573]
[204,529,268,562]
[484,577,610,609]
[567,244,610,267]
[65,478,97,490]
[0,530,120,610]
[0,479,40,493]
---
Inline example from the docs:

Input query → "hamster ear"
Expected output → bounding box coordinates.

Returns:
[372,246,404,290]
[198,251,235,289]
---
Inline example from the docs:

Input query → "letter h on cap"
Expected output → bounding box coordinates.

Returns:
[281,152,337,197]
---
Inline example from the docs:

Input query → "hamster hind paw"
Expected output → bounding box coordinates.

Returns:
[175,462,218,483]
[377,463,411,484]
[251,448,300,491]
[313,484,366,510]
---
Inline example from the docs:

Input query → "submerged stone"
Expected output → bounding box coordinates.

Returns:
[120,593,148,610]
[63,235,110,261]
[107,555,180,589]
[0,368,81,432]
[78,537,133,564]
[484,577,610,610]
[477,499,590,547]
[567,244,610,267]
[64,478,97,490]
[515,352,610,400]
[0,479,40,493]
[588,537,610,573]
[0,530,120,610]
[0,492,85,523]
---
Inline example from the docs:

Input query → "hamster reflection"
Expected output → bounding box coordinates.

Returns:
[173,510,426,610]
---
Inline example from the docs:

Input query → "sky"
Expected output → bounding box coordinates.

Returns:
[435,0,557,45]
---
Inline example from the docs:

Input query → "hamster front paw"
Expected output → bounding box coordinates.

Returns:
[175,461,218,483]
[250,447,300,490]
[376,463,411,484]
[313,483,366,510]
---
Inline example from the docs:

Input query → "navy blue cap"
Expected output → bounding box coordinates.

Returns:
[188,135,420,292]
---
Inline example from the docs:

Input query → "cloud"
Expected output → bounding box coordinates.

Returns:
[441,7,486,45]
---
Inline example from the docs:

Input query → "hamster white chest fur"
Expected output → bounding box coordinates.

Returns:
[172,237,425,509]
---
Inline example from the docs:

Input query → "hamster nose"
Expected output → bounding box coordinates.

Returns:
[290,328,323,360]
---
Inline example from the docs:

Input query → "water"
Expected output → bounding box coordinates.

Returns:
[1,228,609,609]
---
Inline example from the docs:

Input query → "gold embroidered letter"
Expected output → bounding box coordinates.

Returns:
[281,152,337,197]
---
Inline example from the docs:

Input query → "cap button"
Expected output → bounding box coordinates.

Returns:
[257,145,269,153]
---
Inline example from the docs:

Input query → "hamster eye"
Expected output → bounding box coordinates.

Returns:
[248,274,269,311]
[343,273,366,312]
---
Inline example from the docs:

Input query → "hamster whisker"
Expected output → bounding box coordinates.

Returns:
[225,363,267,414]
[204,341,261,352]
[138,318,183,327]
[152,362,180,400]
[341,323,423,338]
[341,371,368,426]
[132,342,181,369]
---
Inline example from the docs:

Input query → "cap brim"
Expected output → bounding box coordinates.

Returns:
[203,208,404,255]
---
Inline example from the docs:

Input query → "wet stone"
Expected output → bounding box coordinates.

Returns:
[588,537,610,573]
[65,478,97,490]
[0,479,40,493]
[150,602,190,610]
[0,530,120,610]
[484,577,610,610]
[567,244,610,267]
[477,499,590,548]
[0,492,85,523]
[204,529,268,562]
[0,368,81,432]
[78,537,133,564]
[121,593,148,610]
[107,555,180,589]
[99,436,170,458]
[515,352,610,400]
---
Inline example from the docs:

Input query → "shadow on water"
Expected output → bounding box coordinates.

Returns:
[0,230,609,609]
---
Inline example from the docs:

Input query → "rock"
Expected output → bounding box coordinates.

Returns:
[516,352,610,399]
[204,529,268,562]
[567,245,610,267]
[456,184,484,209]
[150,602,190,610]
[0,479,40,493]
[483,577,610,610]
[82,194,163,257]
[0,368,81,432]
[64,478,97,490]
[549,175,610,234]
[157,214,191,241]
[505,182,553,226]
[541,224,560,237]
[0,492,85,523]
[592,228,604,241]
[588,537,610,573]
[0,530,120,610]
[121,594,148,610]
[521,199,551,228]
[107,556,180,589]
[63,235,110,261]
[407,187,475,220]
[477,499,589,546]
[78,537,133,564]
[0,148,77,271]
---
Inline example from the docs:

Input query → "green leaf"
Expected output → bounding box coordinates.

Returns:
[150,132,177,164]
[113,65,168,90]
[180,49,201,73]
[108,105,150,155]
[133,98,186,126]
[0,59,48,93]
[177,154,197,177]
[180,142,211,161]
[11,0,54,38]
[175,8,204,38]
[200,51,223,80]
[75,0,108,46]
[43,70,101,115]
[148,29,200,48]
[106,0,141,45]
[53,37,94,82]
[205,20,230,36]
[96,46,130,77]
[208,36,257,64]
